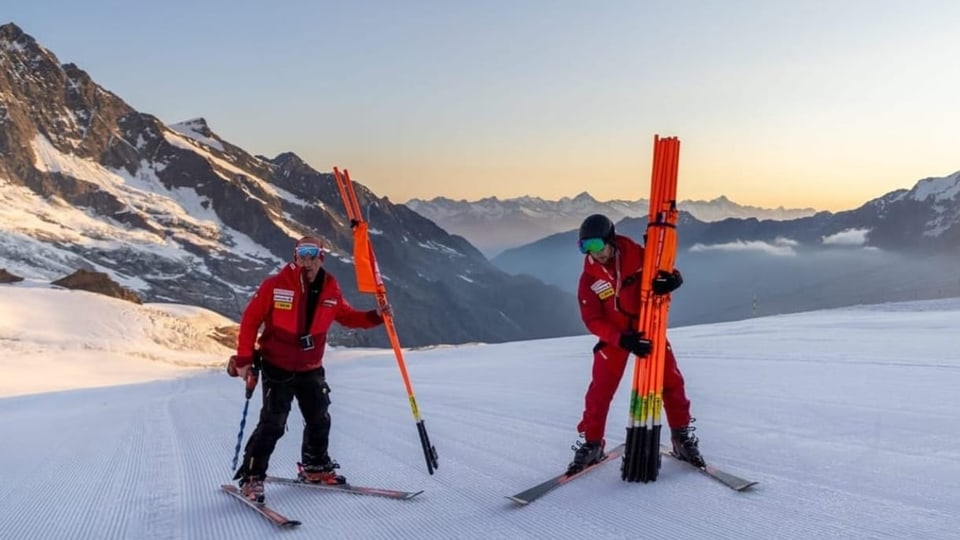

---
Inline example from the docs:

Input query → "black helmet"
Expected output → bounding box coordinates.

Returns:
[579,214,615,243]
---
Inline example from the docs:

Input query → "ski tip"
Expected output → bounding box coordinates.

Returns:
[405,490,425,500]
[734,481,759,492]
[506,495,530,505]
[282,520,303,528]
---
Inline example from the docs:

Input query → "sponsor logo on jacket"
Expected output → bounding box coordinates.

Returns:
[590,279,615,300]
[274,288,294,310]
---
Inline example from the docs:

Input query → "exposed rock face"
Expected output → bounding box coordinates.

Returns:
[0,268,24,283]
[51,269,142,304]
[209,325,239,350]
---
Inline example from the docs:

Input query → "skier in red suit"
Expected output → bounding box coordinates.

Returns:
[227,236,388,502]
[569,214,704,473]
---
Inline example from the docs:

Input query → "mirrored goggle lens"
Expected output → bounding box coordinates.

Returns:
[296,245,321,259]
[578,237,606,254]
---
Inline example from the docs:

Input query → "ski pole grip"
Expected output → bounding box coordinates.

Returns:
[244,370,258,399]
[244,351,262,399]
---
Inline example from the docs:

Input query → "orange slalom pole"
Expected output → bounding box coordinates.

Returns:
[638,136,670,425]
[631,135,666,423]
[332,166,439,474]
[652,138,681,415]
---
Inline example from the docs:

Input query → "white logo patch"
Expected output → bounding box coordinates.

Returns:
[274,289,294,303]
[590,279,615,300]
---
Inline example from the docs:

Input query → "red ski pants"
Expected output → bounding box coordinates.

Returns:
[576,339,691,443]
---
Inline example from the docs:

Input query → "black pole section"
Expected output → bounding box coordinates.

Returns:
[621,426,634,481]
[624,425,652,482]
[416,420,439,474]
[637,426,654,482]
[622,426,638,481]
[644,425,662,482]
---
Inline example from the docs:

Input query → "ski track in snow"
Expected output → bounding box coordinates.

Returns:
[2,301,960,538]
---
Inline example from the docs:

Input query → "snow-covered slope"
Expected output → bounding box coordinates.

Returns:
[0,285,957,539]
[0,282,230,397]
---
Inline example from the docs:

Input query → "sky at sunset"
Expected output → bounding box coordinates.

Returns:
[5,1,960,211]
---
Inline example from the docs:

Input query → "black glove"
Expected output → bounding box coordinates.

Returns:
[618,331,652,357]
[652,269,683,295]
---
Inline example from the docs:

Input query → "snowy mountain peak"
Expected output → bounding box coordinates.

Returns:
[514,194,544,205]
[168,117,223,151]
[271,151,307,168]
[858,170,960,241]
[571,191,597,203]
[170,117,211,135]
[0,22,35,51]
[0,23,61,76]
[909,170,960,203]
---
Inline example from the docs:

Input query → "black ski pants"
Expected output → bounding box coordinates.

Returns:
[235,361,332,479]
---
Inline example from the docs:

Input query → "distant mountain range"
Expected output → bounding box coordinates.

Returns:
[491,171,960,326]
[406,193,816,256]
[0,22,584,347]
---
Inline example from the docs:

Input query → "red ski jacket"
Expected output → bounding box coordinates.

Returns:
[577,235,646,346]
[235,263,382,372]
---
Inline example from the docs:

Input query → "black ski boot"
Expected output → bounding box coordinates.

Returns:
[567,440,605,475]
[671,422,705,467]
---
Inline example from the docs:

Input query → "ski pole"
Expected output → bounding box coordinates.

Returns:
[231,355,261,471]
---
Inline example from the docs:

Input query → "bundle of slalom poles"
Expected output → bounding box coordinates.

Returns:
[622,135,681,483]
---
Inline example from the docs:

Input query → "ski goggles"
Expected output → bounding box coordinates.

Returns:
[578,237,607,255]
[295,244,322,259]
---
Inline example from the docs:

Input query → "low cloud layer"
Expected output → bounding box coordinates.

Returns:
[689,237,798,257]
[822,228,870,246]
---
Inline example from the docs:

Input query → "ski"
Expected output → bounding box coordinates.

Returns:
[507,444,626,505]
[659,445,757,491]
[220,484,302,528]
[265,476,423,500]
